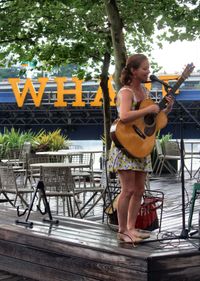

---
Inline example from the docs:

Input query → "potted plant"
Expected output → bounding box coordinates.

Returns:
[0,128,70,160]
[31,129,70,153]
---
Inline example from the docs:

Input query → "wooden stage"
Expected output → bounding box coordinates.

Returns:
[0,175,200,281]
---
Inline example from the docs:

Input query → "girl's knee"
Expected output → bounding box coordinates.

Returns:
[134,187,144,198]
[121,189,134,198]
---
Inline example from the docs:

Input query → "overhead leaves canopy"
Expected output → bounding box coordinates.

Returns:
[0,0,199,73]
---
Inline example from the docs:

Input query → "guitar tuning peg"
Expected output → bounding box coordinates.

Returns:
[189,62,195,68]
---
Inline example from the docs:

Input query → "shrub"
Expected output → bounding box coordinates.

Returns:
[0,128,70,159]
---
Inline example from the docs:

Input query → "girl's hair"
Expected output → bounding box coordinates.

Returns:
[120,54,148,85]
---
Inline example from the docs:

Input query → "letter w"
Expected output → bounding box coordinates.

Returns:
[8,78,48,107]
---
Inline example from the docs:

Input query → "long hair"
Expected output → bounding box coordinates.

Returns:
[120,54,148,86]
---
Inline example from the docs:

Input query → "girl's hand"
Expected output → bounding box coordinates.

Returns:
[165,95,174,112]
[147,104,160,114]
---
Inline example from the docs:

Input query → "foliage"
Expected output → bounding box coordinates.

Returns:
[0,127,34,149]
[151,132,173,173]
[0,128,35,158]
[156,132,173,148]
[0,0,109,79]
[159,133,173,146]
[0,0,199,76]
[0,128,70,159]
[31,129,70,152]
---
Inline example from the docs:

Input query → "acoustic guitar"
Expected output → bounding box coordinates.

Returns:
[110,63,195,158]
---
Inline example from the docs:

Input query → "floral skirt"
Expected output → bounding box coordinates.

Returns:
[108,142,152,173]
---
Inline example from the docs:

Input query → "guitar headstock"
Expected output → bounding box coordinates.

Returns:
[168,62,195,96]
[181,63,195,80]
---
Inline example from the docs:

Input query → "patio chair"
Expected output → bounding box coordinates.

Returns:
[188,170,200,231]
[0,173,15,205]
[187,182,200,231]
[153,139,190,177]
[39,166,82,216]
[28,155,51,182]
[67,152,95,188]
[1,147,21,167]
[152,139,178,176]
[74,170,106,219]
[0,165,34,207]
[11,141,32,176]
[164,140,192,176]
[1,142,32,177]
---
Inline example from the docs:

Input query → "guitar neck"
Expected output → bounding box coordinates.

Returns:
[158,76,185,110]
[157,63,194,110]
[169,76,185,94]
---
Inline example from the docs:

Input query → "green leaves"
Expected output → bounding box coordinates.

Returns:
[0,0,200,76]
[0,127,70,158]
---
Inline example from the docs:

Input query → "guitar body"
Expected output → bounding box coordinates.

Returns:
[110,99,168,158]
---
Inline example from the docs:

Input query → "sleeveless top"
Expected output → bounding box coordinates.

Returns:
[116,86,139,112]
[108,86,152,173]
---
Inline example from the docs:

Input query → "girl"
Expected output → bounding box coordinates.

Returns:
[108,54,174,243]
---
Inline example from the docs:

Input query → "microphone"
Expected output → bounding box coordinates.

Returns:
[150,74,171,89]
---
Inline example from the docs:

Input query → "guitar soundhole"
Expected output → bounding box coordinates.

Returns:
[144,114,155,126]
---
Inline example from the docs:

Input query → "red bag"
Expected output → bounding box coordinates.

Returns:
[135,197,159,231]
[106,195,160,231]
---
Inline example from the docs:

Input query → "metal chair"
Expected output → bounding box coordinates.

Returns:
[67,152,95,188]
[1,147,21,167]
[28,155,51,182]
[153,139,191,177]
[74,170,106,219]
[39,166,82,216]
[0,165,34,207]
[188,182,200,231]
[11,142,32,176]
[188,170,200,231]
[152,139,177,176]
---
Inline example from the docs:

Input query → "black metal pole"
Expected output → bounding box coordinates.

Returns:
[179,115,188,238]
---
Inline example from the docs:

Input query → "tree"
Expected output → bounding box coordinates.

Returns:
[0,0,200,155]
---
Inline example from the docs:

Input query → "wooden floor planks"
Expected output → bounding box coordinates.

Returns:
[0,173,200,280]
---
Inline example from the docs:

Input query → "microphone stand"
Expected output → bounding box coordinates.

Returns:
[177,101,188,239]
[142,81,200,249]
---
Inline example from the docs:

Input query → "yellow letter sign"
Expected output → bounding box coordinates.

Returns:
[54,77,85,107]
[8,77,48,107]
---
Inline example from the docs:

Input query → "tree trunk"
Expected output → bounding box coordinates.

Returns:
[100,51,112,158]
[104,0,127,91]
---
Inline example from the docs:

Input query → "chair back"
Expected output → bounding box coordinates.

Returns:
[66,152,93,171]
[40,166,75,193]
[19,142,32,169]
[6,148,21,164]
[155,139,163,157]
[21,142,32,156]
[0,165,17,191]
[29,155,50,178]
[163,141,180,156]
